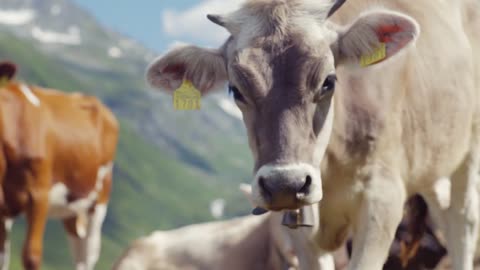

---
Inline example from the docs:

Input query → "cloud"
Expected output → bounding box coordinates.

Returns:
[167,40,189,50]
[162,0,244,47]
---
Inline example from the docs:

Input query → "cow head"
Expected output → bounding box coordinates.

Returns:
[147,0,419,211]
[0,62,17,86]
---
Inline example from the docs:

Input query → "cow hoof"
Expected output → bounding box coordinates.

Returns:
[22,253,41,270]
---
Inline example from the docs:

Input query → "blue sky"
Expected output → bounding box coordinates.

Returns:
[71,0,242,53]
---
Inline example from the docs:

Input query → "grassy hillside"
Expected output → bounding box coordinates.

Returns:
[0,30,252,269]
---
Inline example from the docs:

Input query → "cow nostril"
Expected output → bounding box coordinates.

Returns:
[258,176,272,198]
[299,175,312,194]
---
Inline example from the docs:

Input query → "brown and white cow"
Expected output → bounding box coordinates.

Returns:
[146,0,480,269]
[0,62,119,270]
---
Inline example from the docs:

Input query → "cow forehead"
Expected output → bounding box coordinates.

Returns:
[232,0,333,34]
[226,0,337,50]
[227,38,333,99]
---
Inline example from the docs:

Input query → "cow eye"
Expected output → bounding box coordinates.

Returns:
[228,84,245,102]
[321,74,337,95]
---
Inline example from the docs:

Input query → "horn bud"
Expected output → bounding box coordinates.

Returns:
[207,14,226,27]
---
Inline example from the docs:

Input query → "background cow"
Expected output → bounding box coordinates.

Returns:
[113,184,318,270]
[114,185,447,270]
[0,62,119,270]
[146,0,480,269]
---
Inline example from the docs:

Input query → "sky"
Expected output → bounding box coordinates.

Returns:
[71,0,243,53]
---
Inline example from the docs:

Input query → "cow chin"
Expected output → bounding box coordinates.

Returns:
[250,163,323,210]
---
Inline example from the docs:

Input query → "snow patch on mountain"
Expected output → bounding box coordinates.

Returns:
[0,9,35,25]
[31,25,81,45]
[209,198,226,219]
[108,46,123,58]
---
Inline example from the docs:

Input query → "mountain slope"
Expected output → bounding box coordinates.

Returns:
[0,1,253,269]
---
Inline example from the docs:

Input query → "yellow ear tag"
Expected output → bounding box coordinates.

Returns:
[360,43,386,67]
[173,80,201,110]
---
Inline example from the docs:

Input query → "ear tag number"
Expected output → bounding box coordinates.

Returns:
[173,80,201,111]
[360,43,386,67]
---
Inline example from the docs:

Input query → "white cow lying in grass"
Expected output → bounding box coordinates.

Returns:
[113,184,330,270]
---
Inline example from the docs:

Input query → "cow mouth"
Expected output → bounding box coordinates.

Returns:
[252,206,316,229]
[252,201,312,213]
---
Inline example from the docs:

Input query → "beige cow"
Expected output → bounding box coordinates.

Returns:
[113,184,330,270]
[146,0,480,269]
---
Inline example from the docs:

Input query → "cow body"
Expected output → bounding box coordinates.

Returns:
[147,0,480,269]
[114,214,302,270]
[0,80,118,270]
[315,2,480,269]
[114,184,326,270]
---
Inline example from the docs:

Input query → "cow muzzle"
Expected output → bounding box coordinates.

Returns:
[252,163,322,210]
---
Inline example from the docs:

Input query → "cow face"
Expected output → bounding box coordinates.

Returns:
[147,0,419,210]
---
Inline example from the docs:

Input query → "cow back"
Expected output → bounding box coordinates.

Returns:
[0,82,48,161]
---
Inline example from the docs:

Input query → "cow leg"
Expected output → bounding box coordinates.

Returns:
[423,165,479,270]
[0,154,8,270]
[0,218,12,270]
[420,178,450,236]
[348,172,406,270]
[318,253,335,270]
[444,158,479,270]
[287,227,322,270]
[64,204,107,270]
[23,189,49,270]
[22,161,51,270]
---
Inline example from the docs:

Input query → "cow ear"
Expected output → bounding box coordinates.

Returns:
[332,10,419,67]
[146,45,228,95]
